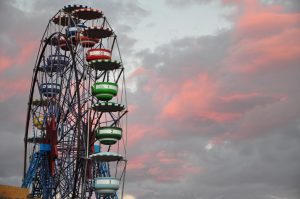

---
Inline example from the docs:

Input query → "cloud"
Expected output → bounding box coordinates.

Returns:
[159,73,221,122]
[164,0,213,7]
[147,164,201,182]
[225,0,300,73]
[1,0,300,199]
[210,95,300,145]
[127,150,202,183]
[229,28,300,73]
[0,78,30,102]
[0,53,13,72]
[0,40,37,72]
[123,194,136,199]
[127,123,170,149]
[0,39,37,103]
[123,0,300,198]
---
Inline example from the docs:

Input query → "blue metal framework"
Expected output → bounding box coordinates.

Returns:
[22,148,53,199]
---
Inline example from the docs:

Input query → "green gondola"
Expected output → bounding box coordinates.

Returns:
[91,82,118,101]
[96,127,122,145]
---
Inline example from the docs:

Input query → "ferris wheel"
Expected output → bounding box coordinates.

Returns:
[22,4,128,199]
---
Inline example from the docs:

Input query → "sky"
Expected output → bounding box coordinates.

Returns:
[0,0,300,199]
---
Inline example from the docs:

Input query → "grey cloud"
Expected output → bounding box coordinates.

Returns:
[1,1,300,199]
[136,30,232,80]
[126,127,300,199]
[262,0,300,12]
[123,11,300,198]
[164,0,213,8]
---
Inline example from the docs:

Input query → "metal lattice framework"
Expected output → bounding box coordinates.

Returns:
[22,5,128,199]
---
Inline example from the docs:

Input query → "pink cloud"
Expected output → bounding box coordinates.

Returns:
[210,93,281,122]
[203,0,298,144]
[147,165,201,183]
[0,78,31,102]
[127,124,170,148]
[158,72,282,123]
[128,104,138,114]
[16,41,38,65]
[225,0,300,73]
[221,92,268,102]
[228,28,300,73]
[0,41,38,73]
[147,154,202,182]
[0,40,38,102]
[141,70,181,104]
[147,166,180,182]
[128,67,147,81]
[203,112,240,123]
[220,92,282,105]
[127,153,152,170]
[157,78,235,123]
[127,124,150,147]
[0,53,13,72]
[128,150,202,182]
[209,95,295,145]
[236,12,300,38]
[145,79,178,103]
[160,73,220,121]
[156,150,184,165]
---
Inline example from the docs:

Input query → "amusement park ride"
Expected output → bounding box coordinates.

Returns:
[22,4,128,199]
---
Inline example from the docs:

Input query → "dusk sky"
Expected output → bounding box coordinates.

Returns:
[0,0,300,199]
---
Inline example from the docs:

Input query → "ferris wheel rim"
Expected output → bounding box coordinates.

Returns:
[23,31,81,179]
[23,6,129,198]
